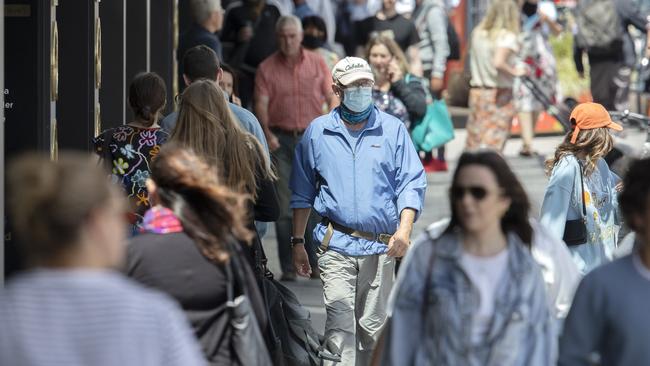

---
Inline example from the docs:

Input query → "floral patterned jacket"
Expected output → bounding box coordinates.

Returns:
[93,126,169,224]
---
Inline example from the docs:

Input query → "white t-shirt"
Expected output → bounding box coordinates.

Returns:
[459,248,510,344]
[470,29,519,88]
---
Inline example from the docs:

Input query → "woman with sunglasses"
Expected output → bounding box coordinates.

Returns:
[376,150,554,365]
[540,102,623,274]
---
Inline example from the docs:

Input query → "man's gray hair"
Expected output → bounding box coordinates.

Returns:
[275,15,303,33]
[190,0,221,24]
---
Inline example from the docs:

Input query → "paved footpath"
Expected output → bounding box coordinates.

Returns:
[261,128,646,333]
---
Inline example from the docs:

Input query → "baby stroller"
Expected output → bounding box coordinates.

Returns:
[520,76,578,132]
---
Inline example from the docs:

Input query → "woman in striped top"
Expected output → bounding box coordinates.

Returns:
[0,152,206,366]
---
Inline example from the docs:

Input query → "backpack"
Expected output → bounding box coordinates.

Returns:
[574,0,623,54]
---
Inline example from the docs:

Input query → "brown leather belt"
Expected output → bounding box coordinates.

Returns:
[319,218,393,251]
[270,126,305,138]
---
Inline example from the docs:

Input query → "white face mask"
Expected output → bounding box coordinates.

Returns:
[343,86,373,113]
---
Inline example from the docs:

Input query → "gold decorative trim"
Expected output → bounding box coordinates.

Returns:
[50,118,58,161]
[95,103,102,137]
[51,21,59,101]
[95,17,102,89]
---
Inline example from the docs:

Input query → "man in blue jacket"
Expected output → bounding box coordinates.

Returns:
[289,57,427,365]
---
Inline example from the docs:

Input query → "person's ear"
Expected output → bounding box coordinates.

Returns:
[183,74,192,87]
[332,84,342,98]
[216,67,224,83]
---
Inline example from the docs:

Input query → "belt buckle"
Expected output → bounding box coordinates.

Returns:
[377,233,392,244]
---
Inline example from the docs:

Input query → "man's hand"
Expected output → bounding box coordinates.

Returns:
[429,77,444,94]
[293,244,312,277]
[386,228,410,257]
[266,132,280,151]
[238,26,253,42]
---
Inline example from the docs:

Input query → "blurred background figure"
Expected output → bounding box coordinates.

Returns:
[179,0,225,92]
[0,153,206,366]
[465,0,524,152]
[413,0,452,172]
[220,63,243,106]
[93,72,169,233]
[222,0,282,108]
[126,146,269,365]
[302,15,340,71]
[513,0,561,157]
[377,150,554,365]
[255,15,336,281]
[355,0,423,75]
[366,35,427,129]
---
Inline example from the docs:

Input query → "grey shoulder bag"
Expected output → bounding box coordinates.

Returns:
[562,160,588,246]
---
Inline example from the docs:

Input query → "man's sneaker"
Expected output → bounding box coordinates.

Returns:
[280,272,297,282]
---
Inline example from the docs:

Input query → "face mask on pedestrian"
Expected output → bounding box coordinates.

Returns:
[343,86,373,112]
[302,35,325,49]
[340,86,373,124]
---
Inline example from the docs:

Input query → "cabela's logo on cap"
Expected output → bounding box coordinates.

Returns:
[344,63,366,71]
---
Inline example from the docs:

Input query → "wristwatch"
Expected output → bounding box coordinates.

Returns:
[290,236,305,248]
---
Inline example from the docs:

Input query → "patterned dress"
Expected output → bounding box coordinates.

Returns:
[513,12,557,113]
[93,126,169,225]
[373,89,411,128]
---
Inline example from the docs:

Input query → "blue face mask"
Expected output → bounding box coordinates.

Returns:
[343,86,373,112]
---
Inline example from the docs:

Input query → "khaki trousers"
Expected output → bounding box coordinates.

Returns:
[318,249,395,366]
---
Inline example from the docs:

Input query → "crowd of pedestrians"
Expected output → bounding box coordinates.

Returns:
[6,0,650,365]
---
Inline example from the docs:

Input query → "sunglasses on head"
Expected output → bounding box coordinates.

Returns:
[450,185,489,201]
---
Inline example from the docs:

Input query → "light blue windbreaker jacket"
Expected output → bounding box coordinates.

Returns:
[290,107,427,256]
[380,228,555,366]
[540,155,620,274]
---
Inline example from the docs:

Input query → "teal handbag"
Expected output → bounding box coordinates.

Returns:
[407,75,455,151]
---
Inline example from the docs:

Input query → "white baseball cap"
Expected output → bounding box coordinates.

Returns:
[332,57,374,86]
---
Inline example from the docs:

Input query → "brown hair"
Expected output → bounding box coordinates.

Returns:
[170,79,275,199]
[365,34,409,75]
[7,152,121,261]
[150,145,253,263]
[446,150,533,246]
[545,127,613,177]
[129,72,167,126]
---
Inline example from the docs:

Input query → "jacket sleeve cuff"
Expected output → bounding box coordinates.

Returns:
[290,194,314,209]
[397,192,423,221]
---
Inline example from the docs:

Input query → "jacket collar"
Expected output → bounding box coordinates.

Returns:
[323,106,383,133]
[433,228,529,278]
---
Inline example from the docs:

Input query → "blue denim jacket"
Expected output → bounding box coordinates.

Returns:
[380,228,555,366]
[540,155,620,274]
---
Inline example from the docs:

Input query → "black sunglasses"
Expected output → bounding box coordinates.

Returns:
[450,186,489,201]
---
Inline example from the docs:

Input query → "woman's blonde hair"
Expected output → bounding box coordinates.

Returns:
[170,80,275,199]
[365,34,410,75]
[476,0,521,38]
[545,128,614,176]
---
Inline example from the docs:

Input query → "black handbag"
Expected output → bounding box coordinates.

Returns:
[563,161,588,246]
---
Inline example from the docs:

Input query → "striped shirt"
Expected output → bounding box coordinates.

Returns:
[255,48,333,131]
[0,269,207,366]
